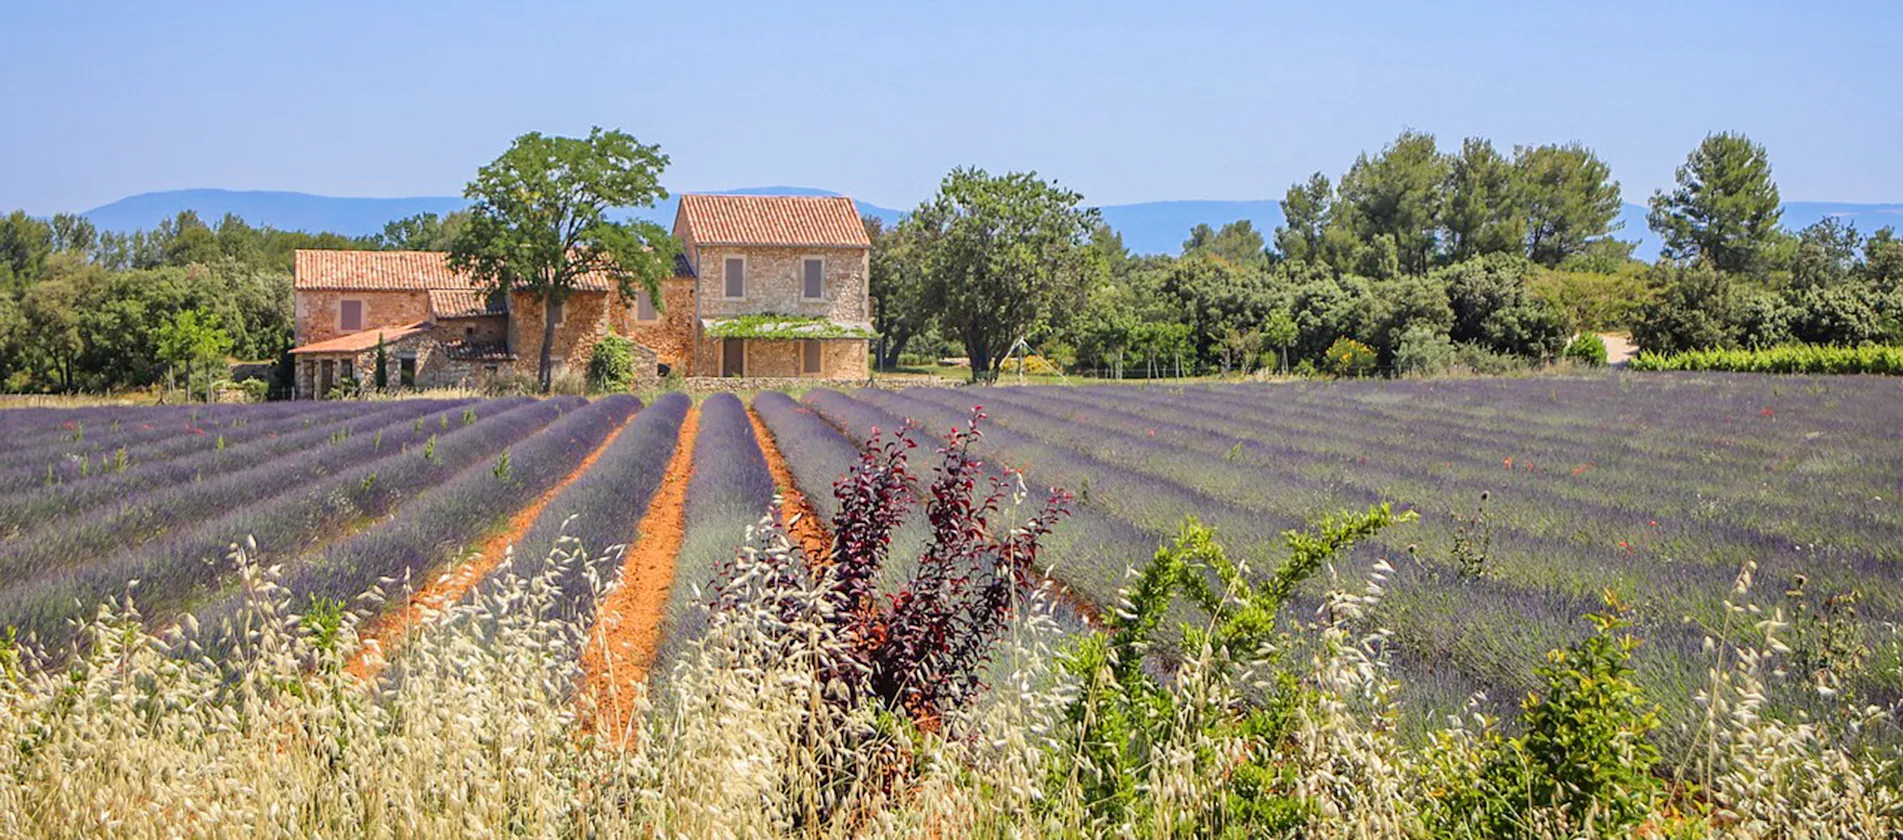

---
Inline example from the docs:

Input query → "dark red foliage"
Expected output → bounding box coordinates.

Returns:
[821,409,1069,722]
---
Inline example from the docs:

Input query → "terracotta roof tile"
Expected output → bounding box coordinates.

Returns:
[444,340,515,362]
[294,250,473,291]
[295,249,649,293]
[676,194,870,248]
[289,321,431,355]
[429,289,505,319]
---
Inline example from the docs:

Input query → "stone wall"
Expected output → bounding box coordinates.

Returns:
[691,245,870,325]
[294,290,432,345]
[608,277,698,375]
[437,314,508,344]
[508,289,614,378]
[692,337,870,380]
[292,330,496,398]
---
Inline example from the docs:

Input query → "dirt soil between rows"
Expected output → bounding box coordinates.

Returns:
[746,407,834,563]
[345,411,641,683]
[578,406,699,741]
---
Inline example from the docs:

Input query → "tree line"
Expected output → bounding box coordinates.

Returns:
[0,208,467,393]
[7,128,1901,392]
[871,131,1903,381]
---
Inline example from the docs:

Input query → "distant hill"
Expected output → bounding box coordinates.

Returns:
[81,190,469,239]
[80,187,906,241]
[81,188,1903,261]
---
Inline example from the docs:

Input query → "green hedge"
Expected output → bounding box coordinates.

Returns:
[1630,343,1903,375]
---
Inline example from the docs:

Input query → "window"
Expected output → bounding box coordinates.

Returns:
[463,325,475,338]
[802,340,822,375]
[549,298,565,326]
[802,258,824,299]
[724,257,745,298]
[338,299,364,332]
[635,292,658,322]
[398,355,416,388]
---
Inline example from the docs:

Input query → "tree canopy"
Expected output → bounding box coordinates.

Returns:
[1647,132,1783,275]
[901,168,1102,382]
[449,127,679,392]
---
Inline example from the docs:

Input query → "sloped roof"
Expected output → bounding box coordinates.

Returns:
[444,340,515,362]
[295,249,656,293]
[289,321,432,355]
[429,289,505,319]
[294,250,473,291]
[676,194,870,248]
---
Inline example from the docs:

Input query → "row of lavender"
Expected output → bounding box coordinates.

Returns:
[809,373,1903,737]
[0,399,592,649]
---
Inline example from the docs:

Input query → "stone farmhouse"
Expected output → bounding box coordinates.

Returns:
[288,194,874,397]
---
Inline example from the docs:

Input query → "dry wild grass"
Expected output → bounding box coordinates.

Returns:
[0,526,1896,838]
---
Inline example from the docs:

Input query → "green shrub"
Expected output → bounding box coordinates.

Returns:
[588,331,636,392]
[1323,336,1378,377]
[1630,343,1903,375]
[1394,324,1456,377]
[1563,333,1608,367]
[1425,605,1663,837]
[1052,507,1405,835]
[1448,342,1530,375]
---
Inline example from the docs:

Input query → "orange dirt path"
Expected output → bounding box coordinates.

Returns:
[578,406,698,741]
[746,406,834,564]
[344,411,640,683]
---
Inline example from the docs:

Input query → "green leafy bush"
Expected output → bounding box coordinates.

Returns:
[1051,507,1404,835]
[1631,343,1903,374]
[1563,333,1608,366]
[1394,324,1457,376]
[1424,604,1663,837]
[588,330,636,392]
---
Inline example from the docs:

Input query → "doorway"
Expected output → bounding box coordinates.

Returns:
[721,338,745,377]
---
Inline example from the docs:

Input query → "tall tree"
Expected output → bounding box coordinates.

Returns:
[0,210,53,284]
[1647,132,1783,274]
[866,215,928,370]
[1335,130,1449,275]
[159,210,221,267]
[1863,226,1903,284]
[1444,138,1523,261]
[1787,217,1861,290]
[1182,219,1266,264]
[1274,172,1333,265]
[155,309,234,403]
[377,211,470,251]
[49,214,97,255]
[907,168,1101,383]
[1514,143,1623,266]
[449,128,679,392]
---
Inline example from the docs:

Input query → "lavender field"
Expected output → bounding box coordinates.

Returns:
[1,374,1897,741]
[788,373,1903,733]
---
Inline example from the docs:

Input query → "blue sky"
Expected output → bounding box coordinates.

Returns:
[3,0,1899,215]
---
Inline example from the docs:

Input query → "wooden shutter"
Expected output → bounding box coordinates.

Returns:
[636,292,658,322]
[803,259,823,299]
[339,300,363,332]
[725,258,745,298]
[802,340,822,375]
